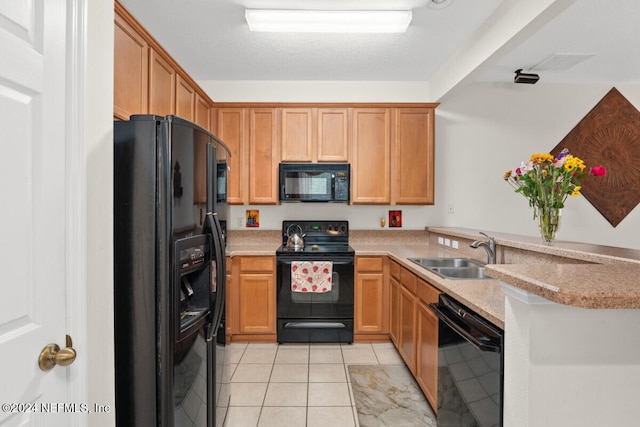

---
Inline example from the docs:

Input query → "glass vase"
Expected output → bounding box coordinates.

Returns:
[537,207,561,244]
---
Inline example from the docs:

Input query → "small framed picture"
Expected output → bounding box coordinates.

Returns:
[389,210,402,228]
[246,210,260,228]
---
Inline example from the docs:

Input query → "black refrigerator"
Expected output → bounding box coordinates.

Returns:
[114,115,230,426]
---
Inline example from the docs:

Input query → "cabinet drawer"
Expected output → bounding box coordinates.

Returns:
[239,256,274,272]
[390,260,400,280]
[357,257,384,272]
[417,278,440,304]
[400,267,417,294]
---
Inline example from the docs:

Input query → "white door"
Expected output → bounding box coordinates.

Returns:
[0,0,82,425]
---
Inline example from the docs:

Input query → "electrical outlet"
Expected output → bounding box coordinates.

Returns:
[236,217,244,227]
[438,236,444,245]
[452,240,459,249]
[444,238,451,247]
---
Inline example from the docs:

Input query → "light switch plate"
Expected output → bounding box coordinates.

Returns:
[444,238,451,247]
[438,236,444,245]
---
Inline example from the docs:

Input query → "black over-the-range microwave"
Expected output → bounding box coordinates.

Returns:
[279,163,350,202]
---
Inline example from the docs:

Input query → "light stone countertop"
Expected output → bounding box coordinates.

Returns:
[225,227,640,329]
[428,227,640,311]
[226,233,506,329]
[353,243,506,329]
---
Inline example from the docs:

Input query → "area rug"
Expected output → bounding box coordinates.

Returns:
[348,364,436,427]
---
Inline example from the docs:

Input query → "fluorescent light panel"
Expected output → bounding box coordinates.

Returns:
[245,9,412,33]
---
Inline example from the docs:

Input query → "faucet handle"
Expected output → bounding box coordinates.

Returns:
[479,231,489,239]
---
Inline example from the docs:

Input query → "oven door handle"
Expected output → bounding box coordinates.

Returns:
[277,257,354,265]
[429,303,501,353]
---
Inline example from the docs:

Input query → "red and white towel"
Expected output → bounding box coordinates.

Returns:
[291,261,333,293]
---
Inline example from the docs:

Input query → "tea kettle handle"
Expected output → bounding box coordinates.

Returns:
[286,223,303,237]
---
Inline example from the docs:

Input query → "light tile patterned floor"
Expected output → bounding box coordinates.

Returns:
[220,342,405,427]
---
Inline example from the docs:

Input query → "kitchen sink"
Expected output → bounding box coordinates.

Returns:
[408,257,484,268]
[430,266,490,280]
[407,257,492,280]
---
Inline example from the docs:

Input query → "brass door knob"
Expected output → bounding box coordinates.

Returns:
[38,335,77,371]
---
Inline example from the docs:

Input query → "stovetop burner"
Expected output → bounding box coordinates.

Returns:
[277,220,352,256]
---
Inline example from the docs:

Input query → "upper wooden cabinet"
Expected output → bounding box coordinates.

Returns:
[317,108,350,162]
[280,108,350,162]
[213,107,280,206]
[215,108,246,205]
[195,93,210,130]
[281,108,313,161]
[114,1,214,125]
[175,75,195,122]
[148,48,175,117]
[351,108,392,204]
[211,103,437,206]
[393,108,435,204]
[114,12,148,120]
[249,109,279,204]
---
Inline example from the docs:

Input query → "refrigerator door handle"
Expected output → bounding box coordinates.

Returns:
[203,212,226,332]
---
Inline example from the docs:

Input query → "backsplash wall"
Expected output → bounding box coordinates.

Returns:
[228,204,439,231]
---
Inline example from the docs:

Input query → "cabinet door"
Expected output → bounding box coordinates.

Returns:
[249,108,279,204]
[389,275,400,345]
[317,108,349,162]
[175,75,195,122]
[114,12,148,120]
[355,272,385,333]
[238,273,275,334]
[351,108,391,204]
[216,108,246,204]
[398,284,417,374]
[194,92,210,131]
[281,108,313,161]
[417,300,438,410]
[148,49,175,116]
[393,108,435,204]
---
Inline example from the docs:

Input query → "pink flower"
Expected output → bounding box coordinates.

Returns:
[591,165,607,176]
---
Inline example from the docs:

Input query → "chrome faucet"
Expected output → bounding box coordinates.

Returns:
[470,232,496,264]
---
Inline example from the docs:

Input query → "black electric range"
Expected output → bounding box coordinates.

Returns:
[275,220,354,343]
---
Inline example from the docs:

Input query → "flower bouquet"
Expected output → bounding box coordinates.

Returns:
[503,149,606,243]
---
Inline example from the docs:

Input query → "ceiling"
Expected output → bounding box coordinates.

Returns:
[119,0,640,100]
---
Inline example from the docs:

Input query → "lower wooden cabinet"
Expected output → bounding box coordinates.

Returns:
[355,256,389,339]
[417,299,439,410]
[230,256,276,340]
[398,278,417,374]
[392,263,441,411]
[389,261,400,345]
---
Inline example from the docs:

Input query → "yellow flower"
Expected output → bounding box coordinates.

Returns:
[571,186,581,196]
[503,169,512,180]
[564,156,586,172]
[530,153,554,164]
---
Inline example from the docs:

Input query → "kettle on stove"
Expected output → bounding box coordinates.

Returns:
[286,223,306,250]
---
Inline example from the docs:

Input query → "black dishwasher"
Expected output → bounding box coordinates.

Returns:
[430,294,503,427]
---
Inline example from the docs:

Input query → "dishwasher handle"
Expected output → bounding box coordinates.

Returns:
[429,303,501,353]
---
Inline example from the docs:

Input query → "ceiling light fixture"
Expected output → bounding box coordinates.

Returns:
[245,9,412,33]
[514,69,540,84]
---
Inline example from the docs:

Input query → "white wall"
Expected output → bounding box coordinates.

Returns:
[199,80,640,249]
[437,82,640,249]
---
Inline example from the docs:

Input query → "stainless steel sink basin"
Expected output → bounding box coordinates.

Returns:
[407,257,491,280]
[408,257,484,268]
[430,266,490,280]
